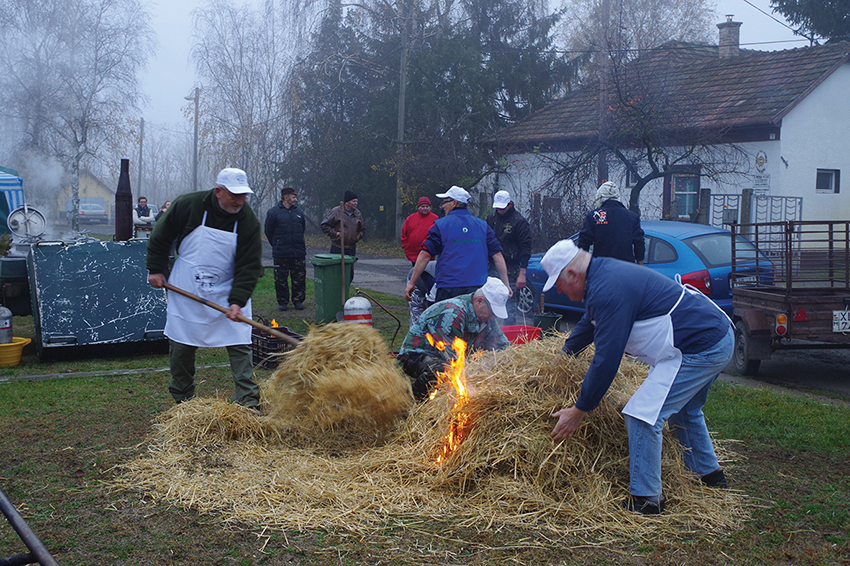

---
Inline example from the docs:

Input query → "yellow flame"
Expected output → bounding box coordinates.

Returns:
[270,319,279,328]
[426,334,472,464]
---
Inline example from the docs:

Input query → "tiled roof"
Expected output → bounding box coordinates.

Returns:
[494,41,850,150]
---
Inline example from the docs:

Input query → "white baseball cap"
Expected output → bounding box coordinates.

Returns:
[492,190,511,209]
[436,185,471,204]
[542,239,580,292]
[480,277,510,319]
[216,168,254,195]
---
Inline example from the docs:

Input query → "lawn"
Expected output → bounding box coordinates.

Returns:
[0,266,847,565]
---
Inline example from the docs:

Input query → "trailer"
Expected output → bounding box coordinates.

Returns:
[729,221,850,375]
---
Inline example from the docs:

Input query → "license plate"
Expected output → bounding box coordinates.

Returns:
[736,275,757,283]
[833,310,850,332]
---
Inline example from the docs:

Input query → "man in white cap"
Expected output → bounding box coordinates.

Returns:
[487,190,532,319]
[146,167,263,413]
[542,239,733,515]
[397,277,511,400]
[577,181,645,264]
[404,185,510,304]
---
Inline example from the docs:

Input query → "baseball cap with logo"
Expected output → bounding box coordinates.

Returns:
[542,239,580,292]
[216,168,254,195]
[480,277,510,319]
[492,190,511,209]
[435,186,471,204]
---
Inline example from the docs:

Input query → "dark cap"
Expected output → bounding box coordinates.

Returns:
[344,190,358,203]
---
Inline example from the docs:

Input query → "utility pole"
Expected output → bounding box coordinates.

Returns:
[137,117,144,197]
[597,0,611,186]
[185,87,200,192]
[395,0,410,239]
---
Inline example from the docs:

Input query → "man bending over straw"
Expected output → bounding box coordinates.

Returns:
[397,278,511,400]
[542,239,733,515]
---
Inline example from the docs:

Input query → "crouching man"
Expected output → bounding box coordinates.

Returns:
[397,278,511,400]
[543,239,733,515]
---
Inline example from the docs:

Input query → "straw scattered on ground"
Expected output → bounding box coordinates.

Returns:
[114,329,750,544]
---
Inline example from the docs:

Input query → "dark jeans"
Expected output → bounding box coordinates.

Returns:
[329,245,356,281]
[273,257,306,306]
[397,352,445,400]
[435,286,479,302]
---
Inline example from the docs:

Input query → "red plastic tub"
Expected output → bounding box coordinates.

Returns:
[500,325,542,345]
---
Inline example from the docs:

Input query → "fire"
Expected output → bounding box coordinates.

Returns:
[270,319,279,328]
[426,334,473,464]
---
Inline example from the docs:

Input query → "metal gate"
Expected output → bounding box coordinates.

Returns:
[709,193,803,227]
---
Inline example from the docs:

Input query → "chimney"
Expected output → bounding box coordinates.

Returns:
[717,15,742,58]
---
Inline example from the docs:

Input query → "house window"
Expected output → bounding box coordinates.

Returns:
[672,173,700,219]
[816,169,840,194]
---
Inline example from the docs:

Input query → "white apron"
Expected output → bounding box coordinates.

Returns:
[164,212,252,347]
[621,281,732,425]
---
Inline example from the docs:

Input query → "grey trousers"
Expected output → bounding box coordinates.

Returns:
[168,340,260,407]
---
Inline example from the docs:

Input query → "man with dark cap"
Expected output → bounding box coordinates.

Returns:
[400,196,439,266]
[577,181,645,265]
[321,191,366,281]
[264,187,306,311]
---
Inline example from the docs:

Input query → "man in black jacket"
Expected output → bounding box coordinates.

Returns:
[487,190,532,320]
[577,181,645,264]
[264,187,307,311]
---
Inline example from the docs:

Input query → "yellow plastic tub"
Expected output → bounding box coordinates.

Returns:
[0,337,31,367]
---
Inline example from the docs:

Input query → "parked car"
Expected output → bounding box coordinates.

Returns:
[516,221,773,317]
[67,203,109,225]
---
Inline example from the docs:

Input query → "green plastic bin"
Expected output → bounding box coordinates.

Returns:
[309,254,357,324]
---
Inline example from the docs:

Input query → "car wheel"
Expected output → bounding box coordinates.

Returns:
[515,285,538,315]
[731,320,761,376]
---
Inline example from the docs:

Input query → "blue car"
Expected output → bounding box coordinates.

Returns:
[516,221,771,317]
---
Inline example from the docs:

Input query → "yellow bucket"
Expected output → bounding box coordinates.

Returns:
[0,337,31,367]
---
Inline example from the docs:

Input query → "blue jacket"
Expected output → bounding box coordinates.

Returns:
[563,257,729,413]
[264,202,306,258]
[577,199,645,263]
[422,208,502,289]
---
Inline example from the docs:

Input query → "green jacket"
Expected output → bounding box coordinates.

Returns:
[146,190,263,307]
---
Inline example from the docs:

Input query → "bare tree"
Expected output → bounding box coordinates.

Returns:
[0,0,154,230]
[192,0,296,211]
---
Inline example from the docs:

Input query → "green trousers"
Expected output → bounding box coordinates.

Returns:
[168,340,259,407]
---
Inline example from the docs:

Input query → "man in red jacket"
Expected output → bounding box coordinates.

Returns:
[400,196,439,265]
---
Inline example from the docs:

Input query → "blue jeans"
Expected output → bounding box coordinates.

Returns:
[625,326,734,500]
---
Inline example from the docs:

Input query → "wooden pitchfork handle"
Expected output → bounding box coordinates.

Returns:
[163,282,301,346]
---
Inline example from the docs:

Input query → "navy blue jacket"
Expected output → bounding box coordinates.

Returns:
[577,199,645,263]
[264,202,306,259]
[563,258,729,413]
[422,208,502,288]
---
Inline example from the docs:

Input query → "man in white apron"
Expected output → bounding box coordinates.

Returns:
[146,168,264,412]
[542,239,734,515]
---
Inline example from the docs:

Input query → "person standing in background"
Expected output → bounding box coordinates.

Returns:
[401,196,439,266]
[265,187,307,311]
[577,181,645,265]
[321,191,366,281]
[487,190,532,321]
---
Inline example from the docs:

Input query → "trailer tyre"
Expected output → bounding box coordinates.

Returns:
[732,320,761,376]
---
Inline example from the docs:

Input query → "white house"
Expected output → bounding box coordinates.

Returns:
[483,21,850,236]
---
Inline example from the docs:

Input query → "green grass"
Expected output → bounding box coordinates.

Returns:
[705,381,850,453]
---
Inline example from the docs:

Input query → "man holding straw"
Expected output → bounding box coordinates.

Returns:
[542,239,733,515]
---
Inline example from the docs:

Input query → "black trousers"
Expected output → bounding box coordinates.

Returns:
[397,352,445,401]
[273,257,306,305]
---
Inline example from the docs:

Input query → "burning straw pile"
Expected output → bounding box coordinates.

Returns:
[115,327,748,542]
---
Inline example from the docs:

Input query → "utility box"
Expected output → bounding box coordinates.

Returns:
[28,239,168,361]
[309,253,357,325]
